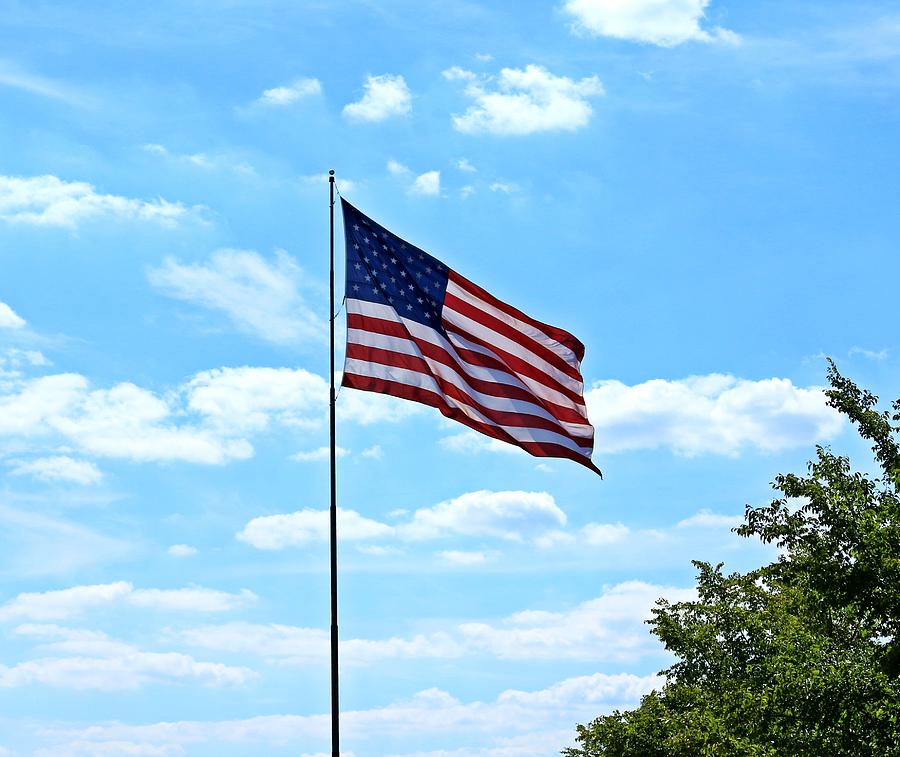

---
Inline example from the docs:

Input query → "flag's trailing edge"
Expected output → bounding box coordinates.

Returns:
[340,199,601,476]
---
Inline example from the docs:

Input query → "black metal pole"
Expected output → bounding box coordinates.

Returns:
[328,168,340,757]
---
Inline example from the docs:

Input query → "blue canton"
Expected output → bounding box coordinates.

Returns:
[341,199,449,332]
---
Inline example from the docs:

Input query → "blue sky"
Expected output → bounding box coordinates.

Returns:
[0,0,898,754]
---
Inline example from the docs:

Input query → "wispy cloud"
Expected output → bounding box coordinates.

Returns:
[148,249,326,346]
[0,60,91,106]
[9,456,103,485]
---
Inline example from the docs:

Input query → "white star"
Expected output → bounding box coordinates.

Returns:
[354,263,361,270]
[352,284,359,291]
[353,224,360,231]
[363,256,370,263]
[363,237,369,245]
[407,304,413,311]
[425,266,432,273]
[365,275,371,282]
[424,312,430,319]
[408,284,414,291]
[400,270,407,278]
[408,256,414,263]
[417,297,424,304]
[353,243,360,250]
[390,258,397,264]
[390,277,396,283]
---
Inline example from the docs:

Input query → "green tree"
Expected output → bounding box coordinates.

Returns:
[564,362,900,757]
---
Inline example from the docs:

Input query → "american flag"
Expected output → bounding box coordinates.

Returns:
[340,199,600,475]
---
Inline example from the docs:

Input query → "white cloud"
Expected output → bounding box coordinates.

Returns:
[148,248,326,346]
[587,374,844,456]
[411,170,441,196]
[238,490,568,549]
[185,366,327,433]
[581,522,629,545]
[9,456,103,485]
[0,364,419,469]
[290,445,350,462]
[0,347,50,367]
[456,158,477,172]
[0,582,254,622]
[0,301,25,329]
[0,175,199,229]
[387,159,410,176]
[343,74,411,122]
[563,0,739,47]
[174,580,689,672]
[37,741,185,756]
[460,185,475,199]
[1,625,253,690]
[257,77,321,106]
[676,509,742,529]
[401,490,566,542]
[439,550,488,566]
[356,544,400,556]
[175,622,461,666]
[236,507,393,550]
[387,162,441,197]
[489,182,519,193]
[43,670,660,754]
[360,444,383,460]
[167,544,197,558]
[447,65,603,136]
[456,580,693,661]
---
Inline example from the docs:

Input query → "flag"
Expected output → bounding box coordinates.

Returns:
[340,199,600,475]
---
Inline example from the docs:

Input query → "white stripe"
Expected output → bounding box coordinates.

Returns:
[447,279,580,369]
[441,304,583,396]
[344,359,593,456]
[347,298,588,418]
[443,329,588,417]
[347,328,594,441]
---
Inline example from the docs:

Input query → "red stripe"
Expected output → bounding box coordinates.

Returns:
[444,291,583,382]
[341,372,600,474]
[442,319,587,411]
[449,270,585,362]
[345,343,593,448]
[347,313,590,425]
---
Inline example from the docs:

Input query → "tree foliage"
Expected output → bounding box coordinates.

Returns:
[565,362,900,756]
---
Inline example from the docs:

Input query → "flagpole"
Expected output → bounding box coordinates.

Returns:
[328,168,340,757]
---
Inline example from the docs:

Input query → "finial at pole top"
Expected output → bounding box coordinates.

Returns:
[329,169,335,180]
